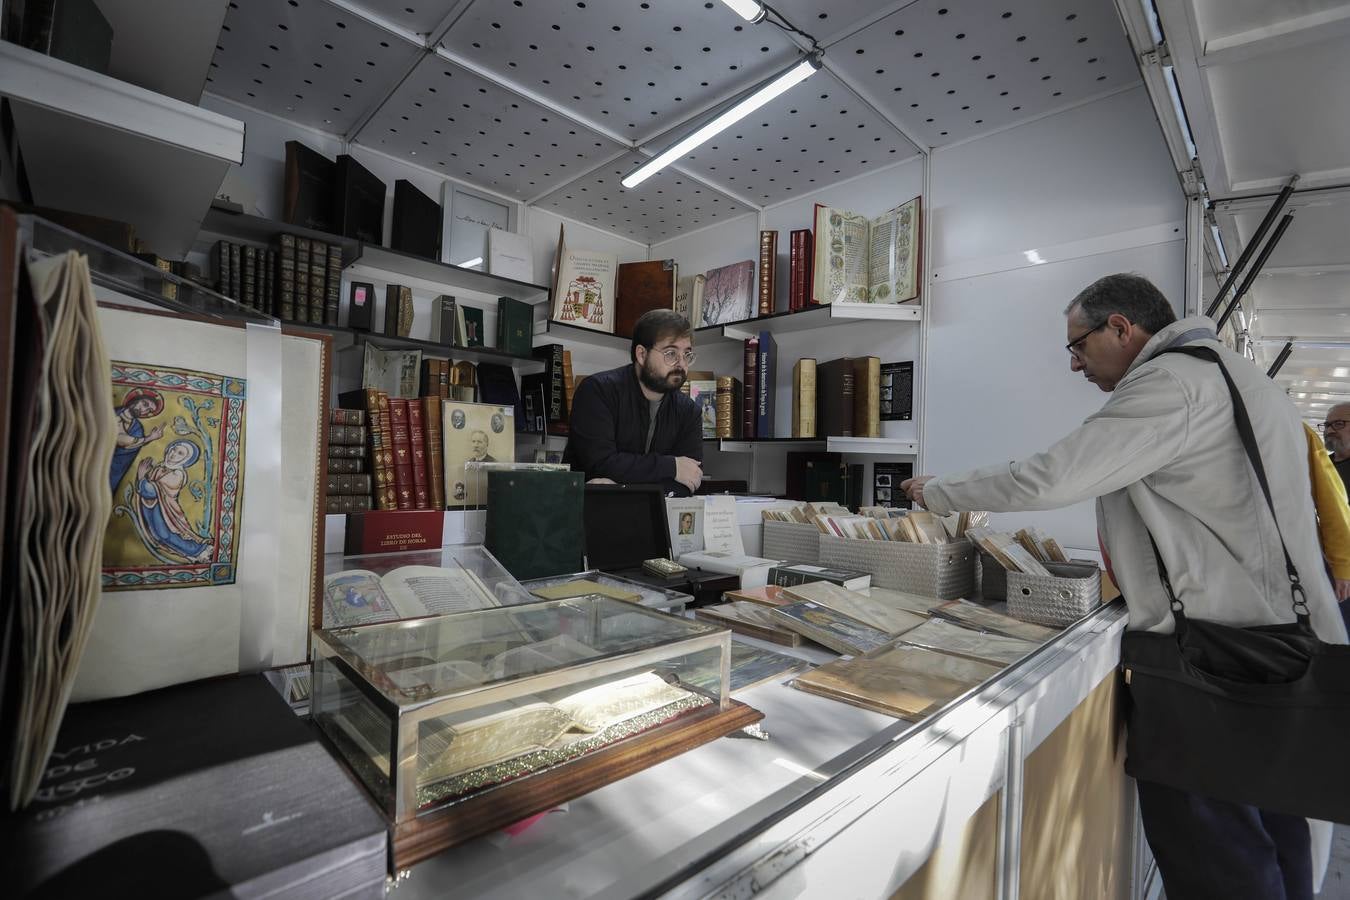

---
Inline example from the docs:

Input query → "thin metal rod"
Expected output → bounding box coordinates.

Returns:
[1267,341,1295,378]
[1215,213,1296,332]
[1205,176,1298,318]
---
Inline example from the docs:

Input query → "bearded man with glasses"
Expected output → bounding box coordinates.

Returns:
[564,309,705,495]
[1319,404,1350,493]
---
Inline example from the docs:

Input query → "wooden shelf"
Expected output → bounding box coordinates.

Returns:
[827,437,918,455]
[694,302,922,345]
[0,40,243,260]
[350,245,550,304]
[299,322,545,369]
[535,319,633,353]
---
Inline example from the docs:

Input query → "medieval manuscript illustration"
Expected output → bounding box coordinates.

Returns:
[102,362,246,590]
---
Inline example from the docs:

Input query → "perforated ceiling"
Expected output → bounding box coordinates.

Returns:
[537,151,755,244]
[656,67,921,206]
[203,0,1145,242]
[440,0,803,146]
[355,53,627,200]
[828,0,1140,147]
[207,0,420,134]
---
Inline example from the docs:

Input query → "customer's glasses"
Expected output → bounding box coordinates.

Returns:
[654,346,697,365]
[1319,420,1349,433]
[1065,321,1107,358]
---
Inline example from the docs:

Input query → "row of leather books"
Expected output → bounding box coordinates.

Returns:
[326,409,373,513]
[337,389,446,511]
[208,234,342,325]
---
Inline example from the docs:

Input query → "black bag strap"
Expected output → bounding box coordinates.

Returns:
[1144,345,1310,628]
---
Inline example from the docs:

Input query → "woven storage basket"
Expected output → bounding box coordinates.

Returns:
[1005,561,1102,627]
[762,520,821,565]
[818,535,976,599]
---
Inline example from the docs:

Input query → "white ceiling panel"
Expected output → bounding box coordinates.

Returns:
[207,0,421,133]
[1215,191,1350,270]
[354,53,627,200]
[767,1,906,44]
[827,0,1140,148]
[536,151,754,244]
[344,0,460,36]
[1247,271,1350,310]
[440,0,801,144]
[1190,0,1350,47]
[652,68,920,207]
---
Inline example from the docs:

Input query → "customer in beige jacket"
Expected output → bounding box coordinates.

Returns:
[903,274,1345,900]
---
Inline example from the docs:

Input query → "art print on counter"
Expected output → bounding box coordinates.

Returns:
[442,400,515,507]
[103,362,246,590]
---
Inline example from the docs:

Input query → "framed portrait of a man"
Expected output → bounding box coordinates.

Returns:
[442,400,515,507]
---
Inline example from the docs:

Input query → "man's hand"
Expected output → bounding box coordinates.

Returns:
[1335,578,1350,603]
[674,456,703,493]
[901,475,935,508]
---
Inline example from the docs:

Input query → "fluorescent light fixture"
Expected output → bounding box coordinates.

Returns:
[622,55,821,189]
[458,257,483,268]
[1209,223,1229,268]
[1162,65,1197,160]
[719,0,766,22]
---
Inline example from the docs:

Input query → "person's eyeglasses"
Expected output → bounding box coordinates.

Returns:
[653,347,697,366]
[1319,420,1349,433]
[1065,321,1107,358]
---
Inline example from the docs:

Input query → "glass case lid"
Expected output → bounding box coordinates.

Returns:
[315,595,724,708]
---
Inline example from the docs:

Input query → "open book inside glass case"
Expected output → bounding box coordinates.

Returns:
[311,596,736,830]
[321,544,537,627]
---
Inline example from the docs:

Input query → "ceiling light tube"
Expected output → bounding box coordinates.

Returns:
[720,0,767,22]
[622,55,821,189]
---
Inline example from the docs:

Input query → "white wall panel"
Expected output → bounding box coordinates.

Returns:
[930,86,1184,269]
[925,85,1185,549]
[526,205,649,295]
[649,211,759,288]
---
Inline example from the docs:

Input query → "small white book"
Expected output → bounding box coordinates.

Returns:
[487,229,534,282]
[678,550,778,590]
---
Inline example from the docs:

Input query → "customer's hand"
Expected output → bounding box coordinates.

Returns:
[674,456,703,493]
[901,476,934,508]
[1335,578,1350,603]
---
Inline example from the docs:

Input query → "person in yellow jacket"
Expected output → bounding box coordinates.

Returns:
[1304,422,1350,623]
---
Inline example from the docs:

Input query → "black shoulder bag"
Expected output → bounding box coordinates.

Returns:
[1121,345,1350,824]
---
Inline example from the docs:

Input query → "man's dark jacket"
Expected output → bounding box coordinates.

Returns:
[563,364,703,496]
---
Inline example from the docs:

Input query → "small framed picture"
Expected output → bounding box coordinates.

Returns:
[875,474,892,487]
[875,487,892,501]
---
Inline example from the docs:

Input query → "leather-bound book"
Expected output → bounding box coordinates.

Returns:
[339,388,396,509]
[274,234,296,321]
[755,330,777,439]
[228,242,241,301]
[390,179,441,259]
[792,357,817,438]
[614,259,677,338]
[283,140,335,233]
[715,375,742,439]
[294,238,311,322]
[407,399,430,509]
[742,337,758,440]
[430,295,456,345]
[387,398,415,510]
[534,344,566,432]
[851,356,881,438]
[332,154,385,244]
[324,245,342,326]
[757,230,778,315]
[384,284,413,338]
[422,397,446,509]
[496,296,534,356]
[308,243,326,325]
[816,358,856,437]
[789,229,813,311]
[347,280,374,331]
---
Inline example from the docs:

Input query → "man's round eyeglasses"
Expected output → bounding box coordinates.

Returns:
[1066,322,1107,358]
[1319,420,1349,433]
[653,347,697,365]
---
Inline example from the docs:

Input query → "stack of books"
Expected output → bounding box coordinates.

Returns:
[208,234,344,325]
[326,409,373,513]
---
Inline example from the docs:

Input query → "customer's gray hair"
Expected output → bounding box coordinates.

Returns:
[1064,273,1177,335]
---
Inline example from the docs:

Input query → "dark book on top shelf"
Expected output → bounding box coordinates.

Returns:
[390,179,441,260]
[283,141,336,233]
[384,284,413,338]
[497,297,533,357]
[881,361,914,421]
[614,259,677,338]
[816,358,855,437]
[348,281,375,331]
[332,153,385,244]
[755,330,777,439]
[0,675,387,899]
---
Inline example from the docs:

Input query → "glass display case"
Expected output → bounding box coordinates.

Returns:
[321,544,536,628]
[520,569,693,614]
[310,595,760,868]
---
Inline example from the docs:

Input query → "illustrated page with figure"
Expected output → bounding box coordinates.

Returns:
[811,196,921,305]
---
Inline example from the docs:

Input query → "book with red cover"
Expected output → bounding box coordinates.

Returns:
[387,398,415,510]
[758,230,777,316]
[614,260,677,339]
[422,397,446,509]
[343,509,443,555]
[789,229,813,311]
[407,400,430,510]
[742,336,758,440]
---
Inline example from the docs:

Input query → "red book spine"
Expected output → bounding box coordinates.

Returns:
[788,231,803,311]
[742,337,759,440]
[407,401,429,510]
[802,229,816,307]
[387,398,415,511]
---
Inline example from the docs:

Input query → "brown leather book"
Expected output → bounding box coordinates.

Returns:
[789,229,813,311]
[422,397,446,509]
[337,388,394,509]
[816,358,855,437]
[387,398,415,510]
[715,375,742,439]
[758,230,778,315]
[407,400,430,510]
[614,259,677,338]
[851,356,881,438]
